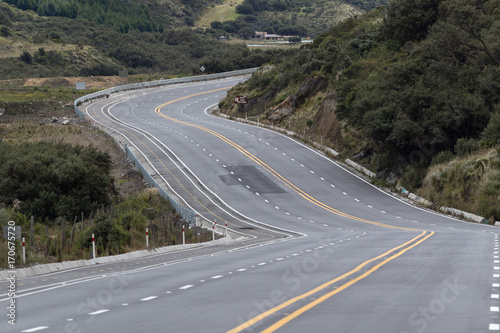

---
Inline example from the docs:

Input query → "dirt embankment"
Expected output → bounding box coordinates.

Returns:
[22,76,129,89]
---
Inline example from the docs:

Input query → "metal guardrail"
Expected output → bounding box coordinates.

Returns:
[74,68,257,225]
[124,145,196,225]
[74,68,258,119]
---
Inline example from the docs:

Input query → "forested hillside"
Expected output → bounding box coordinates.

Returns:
[0,1,294,79]
[220,0,500,220]
[208,0,388,38]
[2,0,218,31]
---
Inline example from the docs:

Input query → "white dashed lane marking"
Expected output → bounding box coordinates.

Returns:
[89,309,110,315]
[21,327,49,332]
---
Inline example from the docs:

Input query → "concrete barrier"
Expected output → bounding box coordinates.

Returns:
[399,187,488,224]
[345,159,377,178]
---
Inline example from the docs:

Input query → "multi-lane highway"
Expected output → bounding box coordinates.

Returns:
[1,76,499,332]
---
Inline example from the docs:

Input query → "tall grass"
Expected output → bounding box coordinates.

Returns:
[418,148,500,221]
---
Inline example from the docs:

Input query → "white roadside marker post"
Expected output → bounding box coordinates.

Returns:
[22,237,25,264]
[182,226,185,245]
[92,233,96,263]
[146,228,149,248]
[225,222,228,236]
[212,223,215,241]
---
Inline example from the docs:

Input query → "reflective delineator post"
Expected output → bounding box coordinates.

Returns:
[92,233,96,263]
[22,237,25,264]
[212,223,215,241]
[146,228,149,248]
[182,226,185,245]
[225,221,228,236]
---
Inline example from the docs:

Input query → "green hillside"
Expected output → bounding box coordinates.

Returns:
[2,0,218,31]
[219,0,500,220]
[0,1,295,79]
[201,0,388,39]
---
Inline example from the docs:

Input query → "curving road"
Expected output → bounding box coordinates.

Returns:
[1,77,499,333]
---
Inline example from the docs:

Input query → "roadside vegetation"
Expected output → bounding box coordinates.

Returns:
[219,0,500,222]
[417,148,500,222]
[0,86,213,269]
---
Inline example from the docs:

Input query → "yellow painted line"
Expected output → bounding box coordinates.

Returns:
[154,92,419,232]
[260,231,434,333]
[227,231,433,333]
[87,94,273,239]
[90,88,433,333]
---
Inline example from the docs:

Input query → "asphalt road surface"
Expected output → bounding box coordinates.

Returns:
[1,77,499,333]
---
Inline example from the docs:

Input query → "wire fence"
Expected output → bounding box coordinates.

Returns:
[124,145,196,225]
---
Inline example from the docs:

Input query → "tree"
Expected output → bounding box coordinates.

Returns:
[236,2,254,14]
[19,50,32,64]
[1,26,12,37]
[288,36,301,45]
[382,0,443,45]
[482,111,500,143]
[238,26,255,40]
[210,21,223,30]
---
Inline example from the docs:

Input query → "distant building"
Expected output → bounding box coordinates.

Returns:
[253,31,299,41]
[217,35,228,42]
[254,31,266,39]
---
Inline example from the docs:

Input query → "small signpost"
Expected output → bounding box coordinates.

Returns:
[234,95,247,104]
[200,66,205,73]
[75,82,86,91]
[119,70,128,78]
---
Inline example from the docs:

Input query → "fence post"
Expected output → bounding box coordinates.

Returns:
[30,216,34,247]
[61,217,66,251]
[70,216,77,249]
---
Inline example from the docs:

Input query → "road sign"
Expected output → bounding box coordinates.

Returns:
[200,66,205,73]
[75,82,86,90]
[235,95,247,104]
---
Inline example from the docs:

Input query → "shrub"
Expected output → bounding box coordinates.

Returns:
[431,150,454,166]
[19,50,32,64]
[454,138,480,156]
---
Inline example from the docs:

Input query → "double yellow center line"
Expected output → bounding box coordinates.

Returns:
[152,87,433,333]
[154,89,420,232]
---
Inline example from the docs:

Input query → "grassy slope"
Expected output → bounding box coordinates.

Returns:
[196,0,244,27]
[417,149,500,221]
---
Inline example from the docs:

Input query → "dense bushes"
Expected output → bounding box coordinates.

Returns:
[226,1,500,174]
[0,142,115,221]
